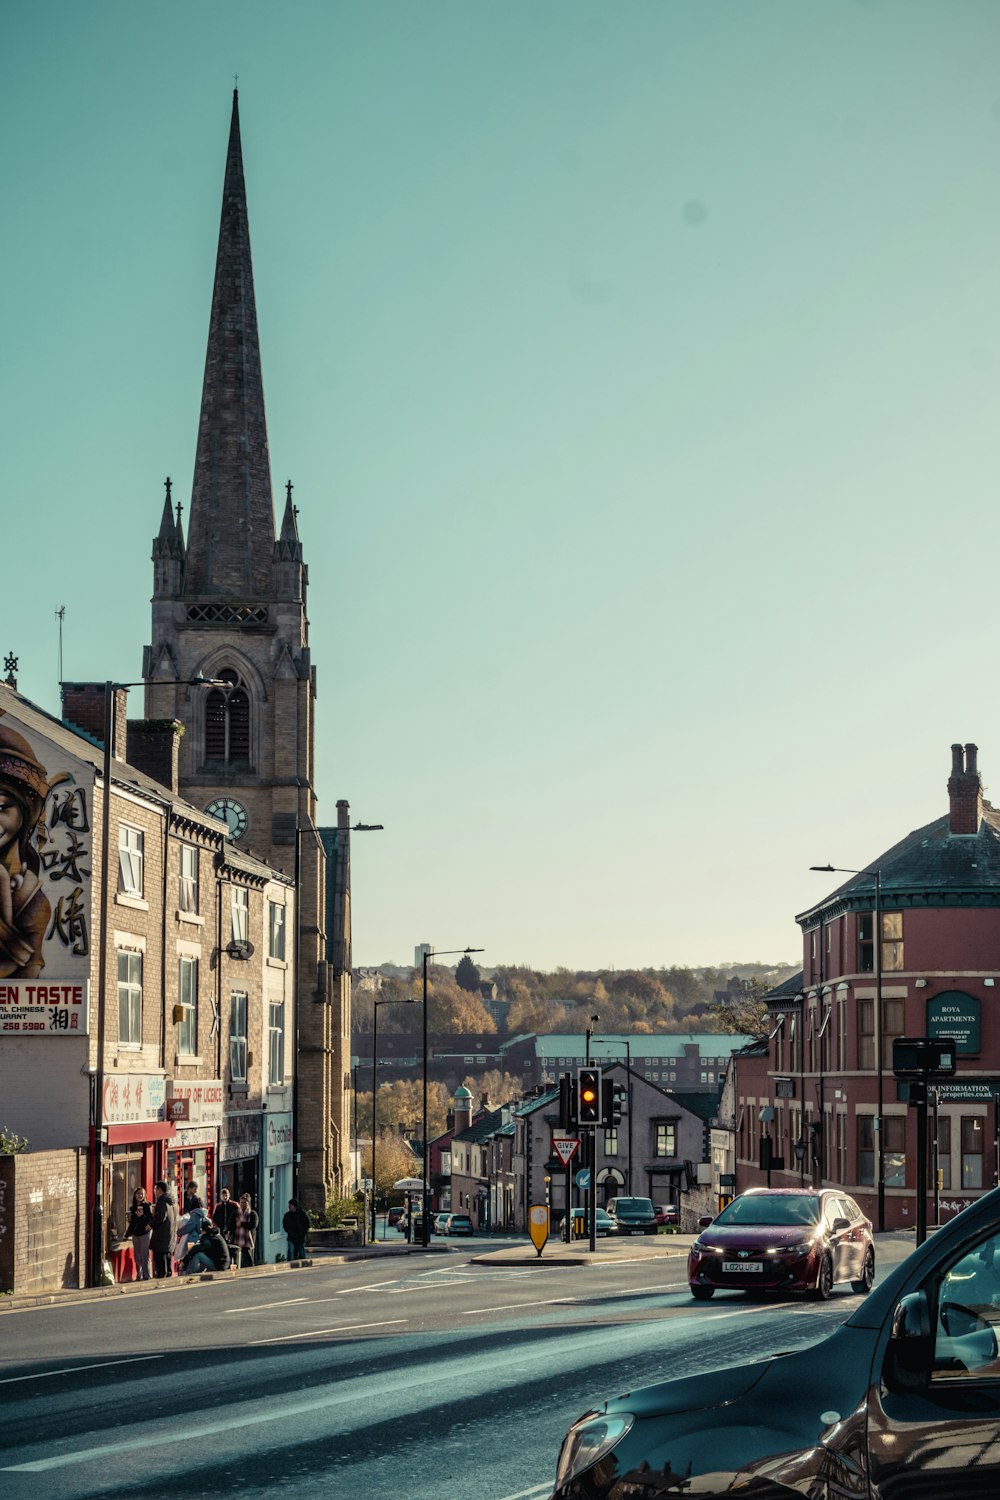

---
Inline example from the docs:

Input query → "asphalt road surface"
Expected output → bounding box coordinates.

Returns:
[0,1235,914,1500]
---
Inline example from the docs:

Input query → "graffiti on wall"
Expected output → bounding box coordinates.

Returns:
[0,716,91,1035]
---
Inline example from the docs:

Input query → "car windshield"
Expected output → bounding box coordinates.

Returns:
[615,1199,653,1212]
[715,1194,821,1227]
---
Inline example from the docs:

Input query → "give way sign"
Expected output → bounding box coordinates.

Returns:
[551,1136,580,1167]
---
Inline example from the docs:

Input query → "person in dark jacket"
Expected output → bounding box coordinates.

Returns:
[150,1179,178,1279]
[282,1199,310,1261]
[127,1186,154,1281]
[212,1187,239,1249]
[180,1219,231,1274]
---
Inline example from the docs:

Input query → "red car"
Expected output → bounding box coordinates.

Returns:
[386,1205,405,1228]
[654,1203,678,1227]
[688,1187,874,1301]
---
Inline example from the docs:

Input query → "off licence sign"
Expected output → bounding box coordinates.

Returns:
[552,1136,580,1167]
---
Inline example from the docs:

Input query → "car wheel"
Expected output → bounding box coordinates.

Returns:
[811,1254,833,1300]
[691,1285,714,1301]
[851,1247,875,1295]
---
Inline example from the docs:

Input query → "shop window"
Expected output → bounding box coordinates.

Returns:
[231,886,249,944]
[858,998,875,1070]
[930,1114,952,1190]
[179,844,199,914]
[178,956,198,1056]
[268,900,286,960]
[269,1000,285,1085]
[230,992,248,1083]
[858,1115,875,1186]
[882,912,904,972]
[107,1147,143,1244]
[884,1116,906,1188]
[117,949,143,1047]
[962,1116,984,1189]
[119,825,144,896]
[205,669,250,764]
[655,1123,676,1158]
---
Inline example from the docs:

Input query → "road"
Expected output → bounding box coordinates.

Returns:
[0,1234,914,1500]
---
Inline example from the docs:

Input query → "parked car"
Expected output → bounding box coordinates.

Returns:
[386,1205,405,1228]
[442,1213,474,1236]
[557,1208,618,1238]
[688,1187,875,1301]
[605,1196,659,1236]
[548,1183,1000,1498]
[654,1203,678,1227]
[433,1212,452,1235]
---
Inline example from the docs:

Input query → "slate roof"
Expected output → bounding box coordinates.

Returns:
[519,1033,754,1060]
[797,807,1000,925]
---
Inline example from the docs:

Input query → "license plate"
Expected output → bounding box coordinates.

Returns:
[722,1260,763,1273]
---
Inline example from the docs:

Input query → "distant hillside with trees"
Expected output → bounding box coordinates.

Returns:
[353,960,796,1037]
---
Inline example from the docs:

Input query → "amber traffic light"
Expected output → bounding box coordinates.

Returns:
[578,1067,602,1125]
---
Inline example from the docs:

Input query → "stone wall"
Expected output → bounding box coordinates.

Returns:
[0,1149,87,1295]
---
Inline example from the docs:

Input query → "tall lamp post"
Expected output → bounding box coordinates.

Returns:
[421,946,483,1246]
[91,673,216,1286]
[811,862,884,1233]
[370,994,418,1239]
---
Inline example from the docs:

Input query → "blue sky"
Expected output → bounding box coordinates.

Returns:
[5,1,1000,971]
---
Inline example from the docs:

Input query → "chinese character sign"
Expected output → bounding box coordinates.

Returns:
[0,713,92,1034]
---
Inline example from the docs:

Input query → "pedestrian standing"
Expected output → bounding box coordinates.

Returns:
[282,1199,310,1261]
[127,1186,154,1281]
[234,1193,259,1269]
[212,1187,239,1254]
[150,1179,178,1279]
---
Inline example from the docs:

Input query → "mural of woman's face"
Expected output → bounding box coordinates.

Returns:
[0,794,24,851]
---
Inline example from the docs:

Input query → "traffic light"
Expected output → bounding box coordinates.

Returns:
[603,1079,626,1127]
[559,1072,578,1129]
[578,1067,602,1125]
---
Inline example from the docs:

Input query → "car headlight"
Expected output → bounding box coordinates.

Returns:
[554,1412,635,1488]
[781,1240,816,1256]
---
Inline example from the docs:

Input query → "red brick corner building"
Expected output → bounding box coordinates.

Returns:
[734,743,1000,1230]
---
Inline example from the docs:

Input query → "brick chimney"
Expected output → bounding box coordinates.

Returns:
[61,683,129,759]
[948,742,983,834]
[126,718,183,795]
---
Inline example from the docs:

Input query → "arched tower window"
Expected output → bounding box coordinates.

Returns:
[205,669,251,764]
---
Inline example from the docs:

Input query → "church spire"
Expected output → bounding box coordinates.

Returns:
[184,90,276,599]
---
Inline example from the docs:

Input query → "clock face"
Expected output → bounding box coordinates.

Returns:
[205,797,248,839]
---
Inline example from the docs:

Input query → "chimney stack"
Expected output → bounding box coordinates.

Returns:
[948,742,983,835]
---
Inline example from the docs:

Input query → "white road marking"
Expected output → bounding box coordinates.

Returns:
[250,1318,407,1345]
[493,1485,551,1500]
[461,1298,579,1315]
[0,1355,162,1386]
[221,1298,309,1313]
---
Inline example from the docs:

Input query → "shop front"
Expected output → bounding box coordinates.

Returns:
[220,1111,261,1211]
[262,1110,293,1262]
[102,1073,169,1282]
[165,1078,223,1215]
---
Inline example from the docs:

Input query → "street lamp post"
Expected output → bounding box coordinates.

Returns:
[811,862,884,1233]
[370,994,418,1239]
[91,673,216,1286]
[421,946,484,1247]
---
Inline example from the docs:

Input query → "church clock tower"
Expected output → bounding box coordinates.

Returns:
[143,92,351,1210]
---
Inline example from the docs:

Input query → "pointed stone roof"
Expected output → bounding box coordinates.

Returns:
[185,91,276,599]
[153,477,183,559]
[275,479,303,563]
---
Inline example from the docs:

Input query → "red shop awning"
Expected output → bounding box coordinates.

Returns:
[106,1122,176,1145]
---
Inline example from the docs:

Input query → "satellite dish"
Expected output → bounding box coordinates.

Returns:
[226,940,255,961]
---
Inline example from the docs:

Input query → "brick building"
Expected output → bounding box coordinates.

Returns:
[0,679,295,1291]
[733,743,1000,1231]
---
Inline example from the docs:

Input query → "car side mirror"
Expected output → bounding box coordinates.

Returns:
[833,1216,850,1231]
[883,1291,932,1395]
[698,1214,714,1228]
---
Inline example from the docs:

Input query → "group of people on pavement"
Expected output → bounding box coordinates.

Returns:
[126,1180,266,1280]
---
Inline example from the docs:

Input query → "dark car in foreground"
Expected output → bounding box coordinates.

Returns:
[605,1196,659,1236]
[688,1186,874,1300]
[548,1184,1000,1498]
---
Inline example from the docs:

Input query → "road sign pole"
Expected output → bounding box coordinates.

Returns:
[589,1129,597,1252]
